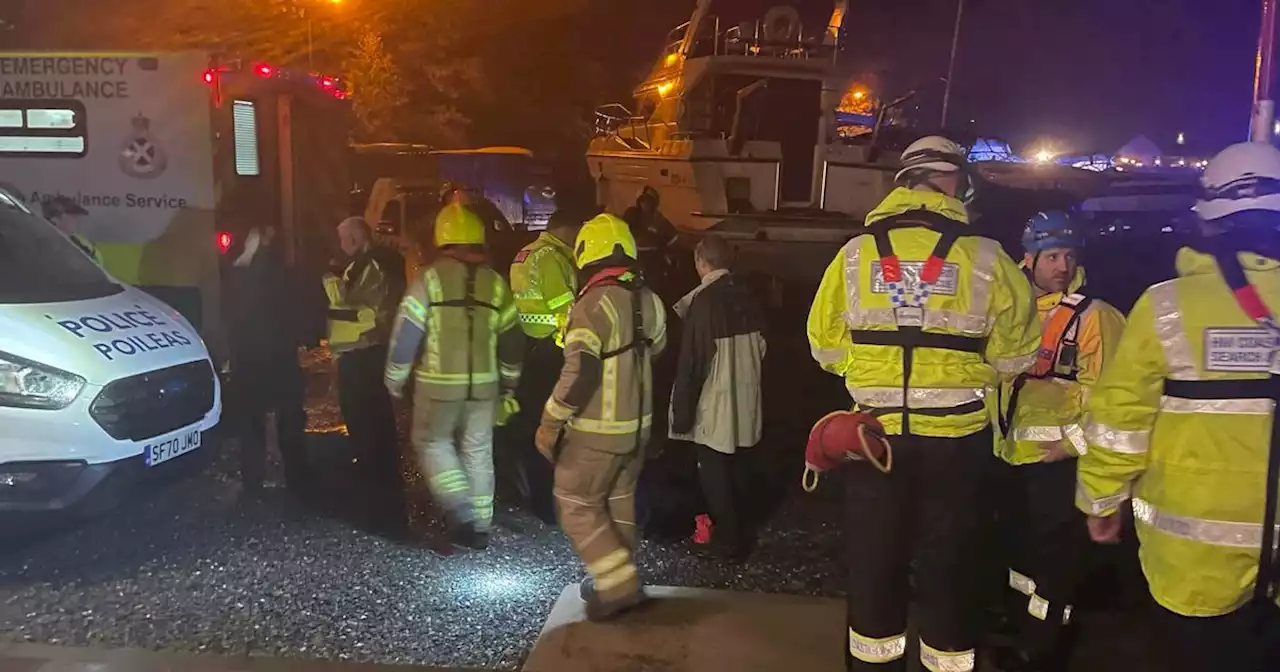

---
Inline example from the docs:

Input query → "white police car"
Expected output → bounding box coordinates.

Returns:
[0,187,221,518]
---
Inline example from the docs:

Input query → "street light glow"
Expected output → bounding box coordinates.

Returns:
[1033,149,1055,164]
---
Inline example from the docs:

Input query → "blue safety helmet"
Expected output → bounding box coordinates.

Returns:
[1022,211,1082,254]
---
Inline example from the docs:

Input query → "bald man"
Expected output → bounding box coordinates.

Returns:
[326,216,407,536]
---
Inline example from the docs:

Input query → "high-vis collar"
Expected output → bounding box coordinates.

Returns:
[865,187,969,227]
[1175,245,1280,278]
[540,230,575,256]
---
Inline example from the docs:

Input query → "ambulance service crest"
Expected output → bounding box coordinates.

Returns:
[118,113,168,179]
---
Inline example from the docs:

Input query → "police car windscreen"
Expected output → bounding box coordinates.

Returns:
[0,205,120,304]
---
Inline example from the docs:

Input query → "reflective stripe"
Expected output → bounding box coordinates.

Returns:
[842,238,864,327]
[431,469,469,494]
[848,630,906,664]
[995,352,1036,376]
[547,291,575,311]
[1012,423,1087,454]
[1149,281,1197,379]
[595,562,638,592]
[812,345,847,366]
[1077,482,1130,516]
[970,238,998,320]
[1009,569,1036,596]
[520,312,558,325]
[1028,594,1050,621]
[416,371,499,384]
[1160,396,1275,415]
[1132,497,1280,549]
[544,396,575,421]
[565,328,602,355]
[569,414,653,435]
[923,309,988,336]
[599,296,621,421]
[920,640,975,672]
[402,295,427,324]
[585,548,630,579]
[1083,420,1148,454]
[854,387,984,409]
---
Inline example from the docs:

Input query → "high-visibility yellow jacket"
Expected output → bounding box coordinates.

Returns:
[541,276,668,454]
[384,255,524,401]
[510,231,577,341]
[1077,247,1280,617]
[807,187,1040,437]
[70,233,104,266]
[997,266,1126,464]
[325,248,395,353]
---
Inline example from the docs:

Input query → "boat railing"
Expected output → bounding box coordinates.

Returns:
[663,14,833,61]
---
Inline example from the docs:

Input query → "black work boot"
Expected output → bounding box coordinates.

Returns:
[451,522,489,550]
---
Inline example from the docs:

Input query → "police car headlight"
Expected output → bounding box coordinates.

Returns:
[0,351,86,410]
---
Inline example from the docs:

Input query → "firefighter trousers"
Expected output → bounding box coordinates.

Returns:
[554,438,644,604]
[411,396,496,533]
[998,458,1089,665]
[844,429,990,672]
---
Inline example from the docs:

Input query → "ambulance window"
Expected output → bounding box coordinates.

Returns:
[0,100,87,157]
[232,100,261,176]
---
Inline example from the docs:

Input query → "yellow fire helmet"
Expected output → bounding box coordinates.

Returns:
[434,203,486,247]
[574,213,637,269]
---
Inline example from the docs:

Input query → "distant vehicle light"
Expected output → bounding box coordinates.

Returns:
[256,64,274,78]
[217,231,234,254]
[203,70,215,85]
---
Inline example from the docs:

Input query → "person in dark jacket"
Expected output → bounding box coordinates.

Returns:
[229,225,312,494]
[668,234,767,560]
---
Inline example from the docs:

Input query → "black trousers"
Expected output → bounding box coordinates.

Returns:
[696,444,754,552]
[844,430,990,672]
[1152,602,1280,672]
[998,459,1089,664]
[236,357,308,489]
[510,337,561,521]
[337,345,404,517]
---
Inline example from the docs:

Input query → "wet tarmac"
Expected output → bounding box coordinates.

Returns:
[0,324,1164,670]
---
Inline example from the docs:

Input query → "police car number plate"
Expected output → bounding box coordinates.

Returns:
[145,428,202,467]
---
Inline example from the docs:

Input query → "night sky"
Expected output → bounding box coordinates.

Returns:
[592,0,1265,157]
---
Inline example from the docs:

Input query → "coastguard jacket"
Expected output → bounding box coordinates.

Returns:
[1078,246,1280,616]
[540,273,668,454]
[668,269,767,454]
[997,266,1126,464]
[384,253,523,401]
[509,231,577,341]
[807,187,1040,437]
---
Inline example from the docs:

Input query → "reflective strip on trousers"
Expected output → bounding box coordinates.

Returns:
[848,630,906,664]
[1011,423,1088,455]
[1009,569,1036,596]
[1160,396,1275,415]
[432,469,469,494]
[919,640,975,672]
[570,414,653,435]
[853,387,984,409]
[1011,569,1072,624]
[1132,497,1280,549]
[1083,419,1148,454]
[586,548,638,592]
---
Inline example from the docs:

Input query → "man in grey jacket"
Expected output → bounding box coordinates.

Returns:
[669,234,767,561]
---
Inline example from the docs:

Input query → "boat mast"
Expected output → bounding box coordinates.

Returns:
[1252,0,1277,142]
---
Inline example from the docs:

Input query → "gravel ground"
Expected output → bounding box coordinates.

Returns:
[0,331,1161,671]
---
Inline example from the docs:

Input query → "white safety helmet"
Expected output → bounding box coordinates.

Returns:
[895,135,969,183]
[1194,142,1280,222]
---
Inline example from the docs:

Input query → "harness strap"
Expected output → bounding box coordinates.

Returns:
[1201,239,1280,605]
[1001,294,1093,435]
[855,214,984,436]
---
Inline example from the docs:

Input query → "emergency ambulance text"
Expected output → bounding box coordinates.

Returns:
[50,305,194,361]
[0,57,132,100]
[29,192,189,210]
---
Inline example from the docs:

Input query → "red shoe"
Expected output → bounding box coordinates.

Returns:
[693,514,713,544]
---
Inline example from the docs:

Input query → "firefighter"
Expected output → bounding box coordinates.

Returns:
[622,186,678,291]
[534,213,667,621]
[384,204,524,549]
[992,211,1126,672]
[325,216,404,532]
[807,135,1041,672]
[1077,142,1280,672]
[508,208,586,521]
